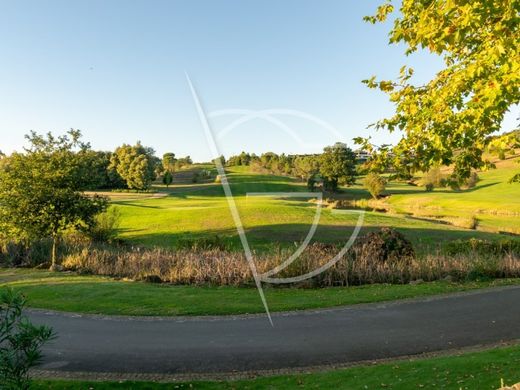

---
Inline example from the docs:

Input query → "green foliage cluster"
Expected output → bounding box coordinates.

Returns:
[108,143,158,190]
[361,0,520,182]
[1,288,54,390]
[319,143,357,191]
[226,144,357,192]
[162,171,173,187]
[363,172,387,199]
[0,130,108,266]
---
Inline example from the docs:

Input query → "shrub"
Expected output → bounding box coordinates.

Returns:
[363,173,387,199]
[421,166,445,189]
[352,227,415,265]
[215,175,222,183]
[192,172,200,183]
[0,240,53,268]
[89,208,121,242]
[425,183,434,192]
[0,288,55,389]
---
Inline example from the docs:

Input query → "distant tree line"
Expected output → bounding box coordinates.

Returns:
[38,143,194,191]
[224,143,359,192]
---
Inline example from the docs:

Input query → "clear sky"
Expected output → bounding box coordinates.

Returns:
[1,0,517,161]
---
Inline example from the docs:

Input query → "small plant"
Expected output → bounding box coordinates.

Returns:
[425,183,434,192]
[363,172,387,199]
[215,175,222,183]
[192,172,200,183]
[0,288,55,389]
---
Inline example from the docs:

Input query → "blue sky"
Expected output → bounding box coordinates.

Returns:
[0,0,517,161]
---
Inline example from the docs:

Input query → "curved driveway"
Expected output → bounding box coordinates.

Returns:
[29,286,520,376]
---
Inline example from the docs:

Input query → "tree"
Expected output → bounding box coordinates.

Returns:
[0,130,108,268]
[214,155,226,167]
[0,288,55,389]
[174,156,192,170]
[238,151,251,166]
[363,172,387,199]
[293,155,319,181]
[162,171,173,187]
[361,0,519,182]
[319,143,357,191]
[162,153,176,172]
[109,142,157,190]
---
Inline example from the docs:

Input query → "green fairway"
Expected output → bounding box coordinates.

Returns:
[33,343,520,389]
[2,269,519,316]
[114,164,519,253]
[385,158,520,235]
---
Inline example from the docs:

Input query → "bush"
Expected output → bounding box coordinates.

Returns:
[421,166,445,190]
[192,172,200,183]
[363,173,387,199]
[0,240,52,267]
[0,288,55,389]
[215,175,222,183]
[89,208,121,242]
[351,227,415,265]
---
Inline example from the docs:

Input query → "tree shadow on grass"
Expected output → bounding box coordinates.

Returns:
[121,223,515,254]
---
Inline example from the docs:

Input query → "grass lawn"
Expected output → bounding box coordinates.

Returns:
[2,269,519,316]
[33,343,520,389]
[384,157,520,235]
[113,164,520,253]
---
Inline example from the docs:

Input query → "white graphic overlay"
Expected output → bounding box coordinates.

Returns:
[186,74,365,325]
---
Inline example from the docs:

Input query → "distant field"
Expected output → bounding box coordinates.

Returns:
[114,161,520,253]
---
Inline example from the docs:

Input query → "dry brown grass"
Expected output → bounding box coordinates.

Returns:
[60,243,520,287]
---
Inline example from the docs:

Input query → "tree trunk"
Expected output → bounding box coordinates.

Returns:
[51,235,57,269]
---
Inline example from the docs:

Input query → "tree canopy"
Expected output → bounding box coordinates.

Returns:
[360,0,519,181]
[0,130,108,266]
[109,143,158,190]
[319,143,357,191]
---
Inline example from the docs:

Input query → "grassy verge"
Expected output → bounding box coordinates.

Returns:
[2,269,519,316]
[33,344,520,389]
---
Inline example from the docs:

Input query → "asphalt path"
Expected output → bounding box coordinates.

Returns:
[28,285,520,376]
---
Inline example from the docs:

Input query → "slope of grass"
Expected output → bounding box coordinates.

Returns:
[2,269,519,316]
[33,344,520,389]
[114,166,518,253]
[386,157,520,234]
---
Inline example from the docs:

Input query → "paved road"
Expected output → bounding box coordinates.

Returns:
[28,286,520,375]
